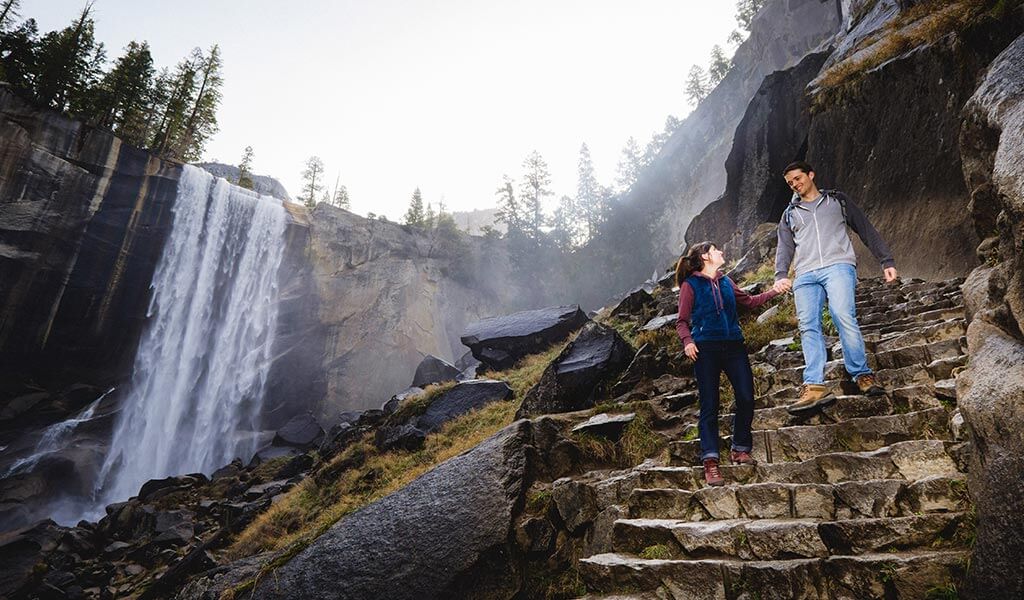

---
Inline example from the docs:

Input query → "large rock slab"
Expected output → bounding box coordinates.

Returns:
[251,419,562,600]
[377,380,513,452]
[460,305,589,371]
[410,355,461,388]
[272,414,325,449]
[517,322,634,418]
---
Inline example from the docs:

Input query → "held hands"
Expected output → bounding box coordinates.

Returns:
[773,278,792,294]
[883,267,898,283]
[684,343,699,361]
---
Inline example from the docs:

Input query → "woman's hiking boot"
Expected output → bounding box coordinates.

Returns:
[703,458,725,486]
[786,384,836,415]
[730,450,757,465]
[855,373,886,396]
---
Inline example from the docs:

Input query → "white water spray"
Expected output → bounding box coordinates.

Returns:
[96,164,287,507]
[2,388,113,479]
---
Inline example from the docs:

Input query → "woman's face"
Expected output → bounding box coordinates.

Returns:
[702,245,725,268]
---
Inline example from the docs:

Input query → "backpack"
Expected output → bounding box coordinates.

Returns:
[783,189,847,231]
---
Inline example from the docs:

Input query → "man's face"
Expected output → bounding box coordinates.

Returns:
[785,169,815,195]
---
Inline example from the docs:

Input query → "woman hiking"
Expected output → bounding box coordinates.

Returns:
[675,242,788,486]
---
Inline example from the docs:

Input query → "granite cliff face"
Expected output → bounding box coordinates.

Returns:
[0,86,179,416]
[688,1,1024,281]
[630,0,842,263]
[301,206,530,419]
[957,31,1024,599]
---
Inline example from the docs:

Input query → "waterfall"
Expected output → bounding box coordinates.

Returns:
[2,388,113,479]
[95,164,287,508]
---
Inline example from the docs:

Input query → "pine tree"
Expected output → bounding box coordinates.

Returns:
[425,202,436,229]
[403,187,425,227]
[708,45,731,86]
[237,145,255,190]
[0,18,38,89]
[300,156,325,208]
[616,137,643,191]
[495,175,522,234]
[0,0,21,31]
[643,115,681,167]
[332,185,350,210]
[34,4,105,113]
[685,65,709,106]
[552,194,582,251]
[519,150,551,240]
[151,50,201,156]
[735,0,767,32]
[175,44,222,162]
[576,143,601,241]
[90,41,154,146]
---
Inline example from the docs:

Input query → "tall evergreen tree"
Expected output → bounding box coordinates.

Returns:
[519,150,551,240]
[551,194,582,251]
[684,65,709,106]
[735,0,767,32]
[643,115,681,167]
[404,187,425,226]
[425,202,436,228]
[299,155,324,208]
[615,137,643,191]
[332,184,351,210]
[90,41,154,146]
[236,145,255,190]
[0,17,38,89]
[576,143,601,241]
[0,0,21,31]
[34,4,105,113]
[495,175,522,234]
[708,44,731,85]
[151,49,201,156]
[175,44,222,161]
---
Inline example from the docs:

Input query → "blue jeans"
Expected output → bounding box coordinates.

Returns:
[793,263,872,384]
[693,340,754,461]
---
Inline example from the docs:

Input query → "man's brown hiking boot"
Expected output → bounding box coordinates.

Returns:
[855,373,885,396]
[703,458,725,486]
[730,450,756,465]
[786,384,836,415]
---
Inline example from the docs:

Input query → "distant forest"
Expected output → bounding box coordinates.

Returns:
[0,0,223,163]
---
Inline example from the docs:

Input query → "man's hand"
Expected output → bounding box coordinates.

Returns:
[773,278,792,294]
[684,343,699,361]
[883,267,898,283]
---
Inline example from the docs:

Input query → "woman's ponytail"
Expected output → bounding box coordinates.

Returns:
[675,241,715,287]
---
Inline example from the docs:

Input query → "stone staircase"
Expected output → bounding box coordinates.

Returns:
[572,278,972,600]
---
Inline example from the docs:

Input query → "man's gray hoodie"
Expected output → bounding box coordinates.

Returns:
[774,190,895,281]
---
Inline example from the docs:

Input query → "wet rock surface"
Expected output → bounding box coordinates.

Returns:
[461,305,589,370]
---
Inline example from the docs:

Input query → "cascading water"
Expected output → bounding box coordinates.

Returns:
[94,164,287,510]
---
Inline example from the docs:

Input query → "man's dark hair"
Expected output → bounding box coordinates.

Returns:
[783,161,814,176]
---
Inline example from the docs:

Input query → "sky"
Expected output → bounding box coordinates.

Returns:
[27,1,739,221]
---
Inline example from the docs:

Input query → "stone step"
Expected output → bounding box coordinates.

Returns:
[638,440,961,493]
[873,319,967,354]
[861,309,965,336]
[770,362,933,391]
[611,512,966,561]
[858,299,960,327]
[755,383,942,411]
[578,549,968,599]
[626,475,969,521]
[669,408,951,465]
[758,336,964,377]
[855,289,962,312]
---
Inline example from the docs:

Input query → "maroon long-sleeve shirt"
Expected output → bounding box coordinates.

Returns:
[676,271,780,347]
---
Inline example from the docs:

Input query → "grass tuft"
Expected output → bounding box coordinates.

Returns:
[639,544,673,560]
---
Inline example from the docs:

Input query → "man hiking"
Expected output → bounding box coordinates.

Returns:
[774,161,898,415]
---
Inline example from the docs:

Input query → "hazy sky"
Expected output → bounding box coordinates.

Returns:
[27,1,738,220]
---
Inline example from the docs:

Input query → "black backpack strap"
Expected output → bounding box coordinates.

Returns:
[822,189,848,225]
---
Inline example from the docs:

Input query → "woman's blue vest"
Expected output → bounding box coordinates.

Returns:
[684,274,744,343]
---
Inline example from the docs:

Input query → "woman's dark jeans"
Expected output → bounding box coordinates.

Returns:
[693,339,755,461]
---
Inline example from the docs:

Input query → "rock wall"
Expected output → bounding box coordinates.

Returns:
[688,4,1024,281]
[635,0,841,261]
[957,31,1024,600]
[301,207,531,419]
[0,86,179,413]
